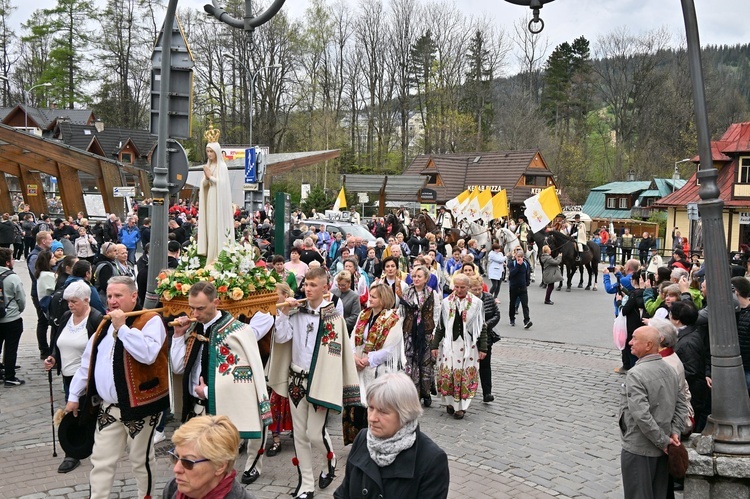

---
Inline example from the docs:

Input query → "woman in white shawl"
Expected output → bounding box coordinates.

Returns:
[430,273,487,419]
[198,130,234,264]
[343,283,404,445]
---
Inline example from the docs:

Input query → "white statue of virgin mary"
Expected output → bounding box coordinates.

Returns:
[197,124,234,264]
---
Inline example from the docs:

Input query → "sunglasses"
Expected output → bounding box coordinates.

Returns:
[168,449,211,470]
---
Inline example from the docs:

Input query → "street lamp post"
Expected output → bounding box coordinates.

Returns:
[504,0,750,454]
[222,54,281,148]
[673,158,691,192]
[24,82,52,136]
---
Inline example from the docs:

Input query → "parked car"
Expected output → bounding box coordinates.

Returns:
[301,219,376,243]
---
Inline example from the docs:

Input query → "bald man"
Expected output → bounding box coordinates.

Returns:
[620,326,688,499]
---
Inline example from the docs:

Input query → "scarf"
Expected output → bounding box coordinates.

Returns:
[176,469,237,499]
[366,419,418,467]
[353,308,399,352]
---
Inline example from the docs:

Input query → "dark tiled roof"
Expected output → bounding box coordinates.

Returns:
[404,149,568,204]
[56,122,156,167]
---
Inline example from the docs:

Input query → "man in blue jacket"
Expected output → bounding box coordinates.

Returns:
[603,259,640,315]
[507,247,532,329]
[118,216,141,264]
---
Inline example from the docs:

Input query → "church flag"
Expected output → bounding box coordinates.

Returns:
[523,186,562,233]
[446,189,470,218]
[486,189,509,220]
[333,187,347,211]
[476,189,494,222]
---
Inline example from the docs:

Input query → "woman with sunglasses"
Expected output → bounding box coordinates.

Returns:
[164,414,254,499]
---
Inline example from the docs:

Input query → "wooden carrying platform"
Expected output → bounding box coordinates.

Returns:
[160,292,278,318]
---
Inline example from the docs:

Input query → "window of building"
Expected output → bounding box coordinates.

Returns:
[739,157,750,183]
[606,197,616,209]
[424,173,437,184]
[525,175,547,186]
[120,152,133,164]
[619,197,628,209]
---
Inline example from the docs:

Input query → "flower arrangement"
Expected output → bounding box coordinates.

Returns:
[156,240,278,301]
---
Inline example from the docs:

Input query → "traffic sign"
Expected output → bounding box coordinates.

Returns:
[113,186,136,198]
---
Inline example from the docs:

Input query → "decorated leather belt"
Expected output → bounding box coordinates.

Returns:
[288,367,309,407]
[195,399,208,407]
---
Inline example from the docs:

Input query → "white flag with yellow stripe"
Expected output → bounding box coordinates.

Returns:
[332,186,347,211]
[523,186,562,233]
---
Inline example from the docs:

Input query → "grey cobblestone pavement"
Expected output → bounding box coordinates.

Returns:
[0,260,628,498]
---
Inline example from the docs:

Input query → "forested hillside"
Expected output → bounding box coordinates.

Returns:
[1,0,748,203]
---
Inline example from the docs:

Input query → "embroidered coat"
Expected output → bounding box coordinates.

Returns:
[182,311,272,439]
[268,303,361,413]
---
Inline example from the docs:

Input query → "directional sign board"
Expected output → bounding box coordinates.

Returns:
[113,186,136,198]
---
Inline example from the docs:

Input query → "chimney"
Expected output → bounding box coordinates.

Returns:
[94,119,104,133]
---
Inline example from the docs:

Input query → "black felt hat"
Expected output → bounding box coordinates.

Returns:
[58,411,97,460]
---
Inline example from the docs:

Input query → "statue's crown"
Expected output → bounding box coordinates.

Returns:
[204,122,221,143]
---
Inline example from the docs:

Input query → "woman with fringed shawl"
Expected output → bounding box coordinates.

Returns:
[400,265,441,407]
[343,283,404,445]
[430,273,487,419]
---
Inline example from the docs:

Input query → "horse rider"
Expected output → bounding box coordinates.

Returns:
[515,217,530,253]
[436,206,453,236]
[397,206,410,227]
[551,213,568,233]
[568,214,588,262]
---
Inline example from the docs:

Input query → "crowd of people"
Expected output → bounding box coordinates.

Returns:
[4,190,747,499]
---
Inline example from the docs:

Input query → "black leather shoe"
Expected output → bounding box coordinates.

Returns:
[238,440,247,455]
[241,467,260,484]
[483,394,495,403]
[57,457,80,473]
[423,396,432,407]
[319,471,335,489]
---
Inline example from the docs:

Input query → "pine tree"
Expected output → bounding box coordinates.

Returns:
[409,30,437,154]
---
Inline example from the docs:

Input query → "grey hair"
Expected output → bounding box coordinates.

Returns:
[453,273,470,285]
[650,318,679,348]
[63,280,92,301]
[366,372,423,426]
[671,268,688,281]
[107,276,137,293]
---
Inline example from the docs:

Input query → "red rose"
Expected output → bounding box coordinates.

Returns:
[328,332,336,339]
[226,354,235,364]
[219,363,229,373]
[220,345,229,356]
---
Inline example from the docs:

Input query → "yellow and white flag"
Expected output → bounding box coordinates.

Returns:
[523,186,562,233]
[446,189,470,218]
[460,188,481,221]
[483,189,508,220]
[476,189,494,222]
[332,187,347,211]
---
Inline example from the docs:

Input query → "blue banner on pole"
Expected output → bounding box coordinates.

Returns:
[245,147,257,183]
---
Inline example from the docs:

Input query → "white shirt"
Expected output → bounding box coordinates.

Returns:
[275,299,331,371]
[57,314,90,376]
[68,315,166,405]
[171,312,274,399]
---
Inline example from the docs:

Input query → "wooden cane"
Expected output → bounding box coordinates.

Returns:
[168,317,198,327]
[94,307,167,336]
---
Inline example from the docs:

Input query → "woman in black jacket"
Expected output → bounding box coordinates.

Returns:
[334,373,449,499]
[470,274,501,402]
[670,299,709,432]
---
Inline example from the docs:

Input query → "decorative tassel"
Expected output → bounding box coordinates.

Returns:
[292,457,300,466]
[327,451,334,460]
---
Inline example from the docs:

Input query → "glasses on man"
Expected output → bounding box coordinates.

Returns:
[167,449,210,470]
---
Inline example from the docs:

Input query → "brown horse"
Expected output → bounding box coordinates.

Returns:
[412,212,461,245]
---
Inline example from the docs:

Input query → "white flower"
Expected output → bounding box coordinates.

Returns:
[189,256,201,268]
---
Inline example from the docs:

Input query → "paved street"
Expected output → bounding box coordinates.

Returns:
[0,259,628,498]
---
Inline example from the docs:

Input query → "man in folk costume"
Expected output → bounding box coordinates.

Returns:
[170,281,274,486]
[430,273,487,420]
[65,276,169,499]
[515,217,530,253]
[436,206,453,235]
[268,266,361,499]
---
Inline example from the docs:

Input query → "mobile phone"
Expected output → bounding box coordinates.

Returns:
[607,266,616,273]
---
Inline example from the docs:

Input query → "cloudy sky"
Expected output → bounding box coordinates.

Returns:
[12,0,750,73]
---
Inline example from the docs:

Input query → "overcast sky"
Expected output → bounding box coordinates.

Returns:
[12,0,750,73]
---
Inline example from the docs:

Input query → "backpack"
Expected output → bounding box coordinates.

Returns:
[92,260,116,286]
[48,282,72,327]
[32,221,50,237]
[0,269,15,319]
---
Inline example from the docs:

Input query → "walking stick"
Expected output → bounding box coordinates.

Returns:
[47,369,58,457]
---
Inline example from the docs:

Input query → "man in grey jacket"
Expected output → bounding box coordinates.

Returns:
[620,325,688,498]
[0,247,26,386]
